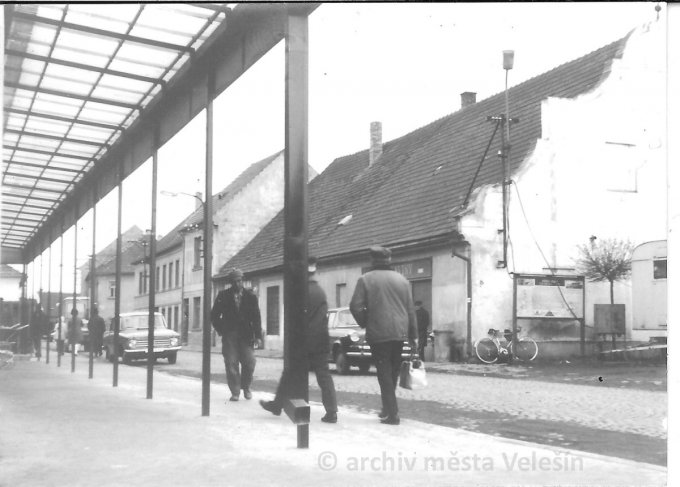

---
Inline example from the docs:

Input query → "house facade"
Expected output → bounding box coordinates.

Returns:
[130,151,317,343]
[81,226,145,323]
[219,21,666,360]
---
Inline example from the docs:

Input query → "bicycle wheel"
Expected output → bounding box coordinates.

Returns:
[510,337,538,362]
[475,338,499,364]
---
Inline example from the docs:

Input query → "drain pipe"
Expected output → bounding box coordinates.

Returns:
[452,243,472,360]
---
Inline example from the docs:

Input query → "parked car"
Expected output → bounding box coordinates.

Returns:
[103,312,181,364]
[327,307,413,375]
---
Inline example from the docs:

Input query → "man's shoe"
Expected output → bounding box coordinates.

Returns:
[380,416,400,425]
[259,400,281,416]
[321,413,337,423]
[378,410,388,420]
[243,389,252,400]
[228,395,239,402]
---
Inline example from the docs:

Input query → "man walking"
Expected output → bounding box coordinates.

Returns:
[88,306,106,357]
[260,257,338,423]
[415,301,431,361]
[29,304,47,360]
[350,246,417,425]
[211,268,262,402]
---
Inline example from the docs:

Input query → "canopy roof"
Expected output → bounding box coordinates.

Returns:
[2,3,318,263]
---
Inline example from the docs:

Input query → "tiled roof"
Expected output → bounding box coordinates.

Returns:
[154,151,283,257]
[222,36,628,276]
[85,226,145,278]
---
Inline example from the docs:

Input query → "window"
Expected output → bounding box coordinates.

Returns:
[604,142,638,193]
[175,259,180,287]
[193,237,202,269]
[173,306,179,331]
[139,272,144,295]
[109,280,116,298]
[653,259,667,279]
[162,264,167,290]
[156,266,160,290]
[266,286,280,335]
[168,262,173,288]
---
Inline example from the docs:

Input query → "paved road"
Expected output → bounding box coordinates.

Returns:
[147,349,667,465]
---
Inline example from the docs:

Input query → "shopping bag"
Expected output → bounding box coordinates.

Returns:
[409,359,427,389]
[399,360,412,389]
[399,359,427,390]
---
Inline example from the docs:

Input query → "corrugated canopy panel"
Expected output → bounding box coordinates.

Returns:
[2,2,227,251]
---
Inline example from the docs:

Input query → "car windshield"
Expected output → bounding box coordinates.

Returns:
[120,315,167,331]
[335,309,359,328]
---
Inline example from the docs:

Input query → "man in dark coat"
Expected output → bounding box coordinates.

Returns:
[29,304,47,360]
[67,308,84,355]
[210,268,262,402]
[260,257,338,422]
[350,246,417,425]
[88,306,106,357]
[415,301,431,361]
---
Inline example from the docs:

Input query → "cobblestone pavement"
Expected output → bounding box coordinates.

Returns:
[168,352,667,440]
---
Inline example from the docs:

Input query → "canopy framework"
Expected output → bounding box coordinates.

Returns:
[2,3,319,263]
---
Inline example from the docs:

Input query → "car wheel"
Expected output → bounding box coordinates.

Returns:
[358,363,371,374]
[335,351,350,375]
[122,352,132,365]
[167,352,177,365]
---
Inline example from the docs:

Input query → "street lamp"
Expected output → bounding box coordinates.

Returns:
[160,189,213,416]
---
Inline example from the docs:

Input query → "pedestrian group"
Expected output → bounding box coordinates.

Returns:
[212,245,422,426]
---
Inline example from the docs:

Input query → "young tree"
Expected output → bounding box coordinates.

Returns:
[576,238,634,304]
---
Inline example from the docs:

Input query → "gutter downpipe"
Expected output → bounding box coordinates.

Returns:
[452,242,472,360]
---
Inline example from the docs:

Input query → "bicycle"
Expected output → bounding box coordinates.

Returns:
[474,326,538,364]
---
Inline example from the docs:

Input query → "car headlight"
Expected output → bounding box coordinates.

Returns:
[170,337,179,347]
[127,339,137,349]
[349,333,360,343]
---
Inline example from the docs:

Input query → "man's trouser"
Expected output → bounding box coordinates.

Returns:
[370,341,403,418]
[222,332,256,396]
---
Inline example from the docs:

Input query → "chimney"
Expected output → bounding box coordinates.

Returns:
[369,121,383,166]
[460,91,477,109]
[195,192,203,210]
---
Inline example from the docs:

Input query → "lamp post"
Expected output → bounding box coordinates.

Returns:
[160,189,213,416]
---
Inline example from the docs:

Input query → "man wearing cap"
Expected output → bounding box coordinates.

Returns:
[211,268,263,401]
[350,246,417,425]
[260,257,338,423]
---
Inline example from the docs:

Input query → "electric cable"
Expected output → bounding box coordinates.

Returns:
[511,180,580,319]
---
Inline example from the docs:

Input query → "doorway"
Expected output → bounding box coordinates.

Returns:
[411,279,432,315]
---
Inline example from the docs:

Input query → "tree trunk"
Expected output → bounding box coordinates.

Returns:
[609,280,614,304]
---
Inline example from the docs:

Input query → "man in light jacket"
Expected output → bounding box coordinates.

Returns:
[350,246,417,425]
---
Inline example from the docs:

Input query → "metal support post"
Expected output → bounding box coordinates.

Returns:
[511,273,518,362]
[202,71,215,417]
[89,185,97,379]
[147,127,159,400]
[72,205,78,373]
[113,164,123,386]
[58,223,64,367]
[46,244,52,364]
[284,11,310,449]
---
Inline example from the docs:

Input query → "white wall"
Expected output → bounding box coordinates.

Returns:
[461,21,667,345]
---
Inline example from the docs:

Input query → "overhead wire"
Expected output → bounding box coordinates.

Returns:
[511,180,580,320]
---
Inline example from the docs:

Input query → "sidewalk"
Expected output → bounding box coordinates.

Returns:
[0,356,666,486]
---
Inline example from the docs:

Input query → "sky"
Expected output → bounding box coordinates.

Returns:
[24,1,664,295]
